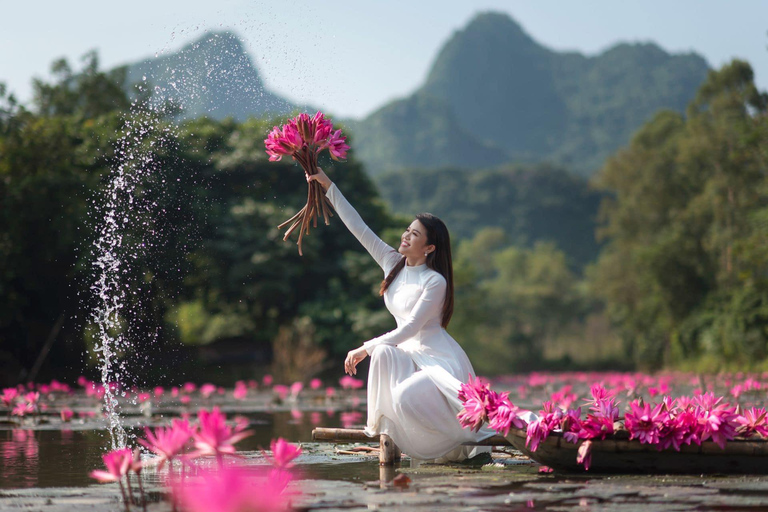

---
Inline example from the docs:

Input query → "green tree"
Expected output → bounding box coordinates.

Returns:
[591,60,768,370]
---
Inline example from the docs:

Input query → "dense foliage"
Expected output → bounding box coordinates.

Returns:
[590,60,768,371]
[375,163,603,270]
[0,55,397,386]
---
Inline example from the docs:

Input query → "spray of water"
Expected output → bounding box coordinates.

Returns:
[90,97,171,448]
[89,29,295,448]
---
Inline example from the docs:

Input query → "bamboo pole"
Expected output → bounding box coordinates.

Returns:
[311,427,511,446]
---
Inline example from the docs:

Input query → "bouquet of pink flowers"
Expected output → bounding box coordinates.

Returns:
[265,112,350,255]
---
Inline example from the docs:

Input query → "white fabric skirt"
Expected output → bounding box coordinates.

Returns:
[363,344,494,461]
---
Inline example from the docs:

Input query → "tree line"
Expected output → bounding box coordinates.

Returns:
[0,54,766,385]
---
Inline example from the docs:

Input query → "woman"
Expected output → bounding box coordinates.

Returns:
[308,168,495,461]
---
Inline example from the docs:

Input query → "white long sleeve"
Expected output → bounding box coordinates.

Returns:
[363,273,446,350]
[325,183,402,273]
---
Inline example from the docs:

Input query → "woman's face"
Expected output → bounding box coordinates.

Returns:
[399,219,434,259]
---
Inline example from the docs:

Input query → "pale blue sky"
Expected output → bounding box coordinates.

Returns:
[2,1,766,118]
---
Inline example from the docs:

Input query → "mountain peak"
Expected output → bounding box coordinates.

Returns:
[182,30,246,55]
[462,11,531,39]
[125,29,297,121]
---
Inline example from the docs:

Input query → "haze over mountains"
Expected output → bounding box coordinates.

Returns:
[123,12,710,178]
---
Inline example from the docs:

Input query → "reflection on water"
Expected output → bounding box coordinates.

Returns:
[0,429,109,488]
[0,410,360,489]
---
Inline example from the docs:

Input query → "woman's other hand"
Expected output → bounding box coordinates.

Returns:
[307,167,332,192]
[344,346,368,376]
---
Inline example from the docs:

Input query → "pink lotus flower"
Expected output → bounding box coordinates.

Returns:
[90,447,132,483]
[326,130,350,161]
[737,407,768,438]
[290,382,304,397]
[233,381,248,400]
[138,419,193,469]
[263,375,273,386]
[192,407,253,464]
[200,383,217,399]
[12,402,34,417]
[136,392,151,403]
[561,408,584,444]
[1,388,18,408]
[267,438,302,469]
[325,387,336,397]
[310,378,322,390]
[273,385,289,400]
[154,386,165,398]
[698,402,740,449]
[170,464,291,512]
[526,402,562,452]
[577,440,593,470]
[339,375,364,390]
[340,411,363,428]
[624,400,668,445]
[457,375,491,432]
[487,392,527,436]
[60,408,74,422]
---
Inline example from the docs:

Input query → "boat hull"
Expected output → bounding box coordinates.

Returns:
[505,427,768,474]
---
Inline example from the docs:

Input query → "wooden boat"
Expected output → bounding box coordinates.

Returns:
[504,426,768,474]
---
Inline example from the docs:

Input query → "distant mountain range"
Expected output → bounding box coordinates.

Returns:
[122,12,709,176]
[354,13,709,176]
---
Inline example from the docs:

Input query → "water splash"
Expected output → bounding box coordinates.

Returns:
[88,29,284,448]
[90,94,172,449]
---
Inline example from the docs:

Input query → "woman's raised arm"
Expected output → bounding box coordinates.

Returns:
[308,169,401,273]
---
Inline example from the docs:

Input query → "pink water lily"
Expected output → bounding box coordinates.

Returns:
[290,382,304,397]
[267,438,302,469]
[339,375,364,390]
[576,440,593,470]
[138,418,193,469]
[457,374,491,432]
[326,129,350,161]
[233,381,248,400]
[90,447,132,483]
[12,402,34,417]
[1,388,18,408]
[487,391,527,436]
[60,408,74,422]
[170,464,291,512]
[199,383,217,399]
[526,402,562,452]
[192,407,253,465]
[737,407,768,438]
[624,400,668,445]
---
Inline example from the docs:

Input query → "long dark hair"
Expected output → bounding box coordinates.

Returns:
[379,213,454,328]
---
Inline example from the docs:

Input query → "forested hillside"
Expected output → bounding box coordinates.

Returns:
[375,164,603,269]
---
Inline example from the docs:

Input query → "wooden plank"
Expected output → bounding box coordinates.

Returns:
[311,428,512,447]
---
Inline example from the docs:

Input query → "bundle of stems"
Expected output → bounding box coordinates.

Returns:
[266,111,349,255]
[276,149,334,256]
